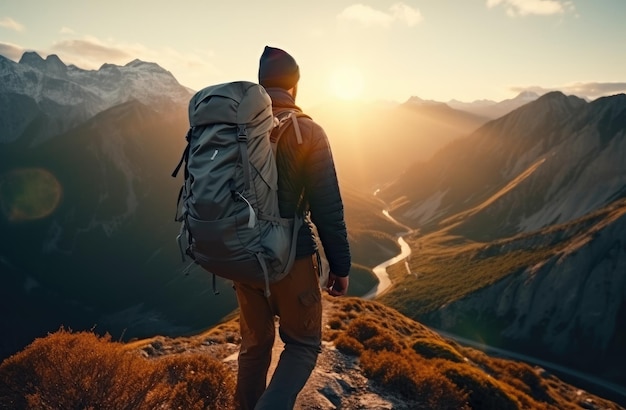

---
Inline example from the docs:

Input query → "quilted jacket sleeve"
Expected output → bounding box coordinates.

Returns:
[302,120,351,277]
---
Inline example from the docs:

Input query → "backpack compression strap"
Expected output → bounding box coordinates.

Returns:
[236,124,257,229]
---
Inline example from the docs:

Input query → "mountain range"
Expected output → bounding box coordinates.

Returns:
[0,52,404,362]
[377,91,626,392]
[0,52,191,145]
[1,51,624,406]
[447,90,541,119]
[307,90,541,192]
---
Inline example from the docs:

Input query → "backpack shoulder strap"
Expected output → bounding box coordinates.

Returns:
[272,110,311,145]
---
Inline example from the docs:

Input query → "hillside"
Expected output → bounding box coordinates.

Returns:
[1,297,622,409]
[377,92,626,392]
[308,98,488,192]
[0,100,402,361]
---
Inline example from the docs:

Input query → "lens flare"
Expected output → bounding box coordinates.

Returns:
[0,168,62,222]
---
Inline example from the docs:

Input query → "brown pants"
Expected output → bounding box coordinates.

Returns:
[234,255,322,410]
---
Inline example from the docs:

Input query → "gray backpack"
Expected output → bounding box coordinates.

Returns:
[172,81,304,296]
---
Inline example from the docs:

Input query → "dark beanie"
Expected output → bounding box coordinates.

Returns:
[258,46,300,90]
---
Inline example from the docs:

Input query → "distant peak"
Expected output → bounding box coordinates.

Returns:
[512,91,587,119]
[18,51,67,74]
[45,54,66,65]
[125,59,161,70]
[99,62,120,70]
[44,54,67,70]
[538,91,567,101]
[18,51,45,66]
[126,59,144,67]
[405,96,444,106]
[515,90,540,99]
[407,96,425,104]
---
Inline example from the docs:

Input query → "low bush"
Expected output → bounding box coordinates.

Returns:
[411,338,465,362]
[0,329,235,410]
[361,350,469,409]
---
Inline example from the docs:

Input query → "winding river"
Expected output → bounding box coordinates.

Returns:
[361,208,626,405]
[362,209,413,300]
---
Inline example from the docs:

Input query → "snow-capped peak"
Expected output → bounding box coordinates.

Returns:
[0,52,193,143]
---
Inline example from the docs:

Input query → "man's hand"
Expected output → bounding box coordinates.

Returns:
[325,272,349,297]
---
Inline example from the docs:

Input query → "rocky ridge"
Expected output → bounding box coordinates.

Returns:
[0,51,192,143]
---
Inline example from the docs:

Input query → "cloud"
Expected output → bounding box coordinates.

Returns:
[51,37,134,67]
[511,82,626,99]
[487,0,575,17]
[390,3,423,26]
[46,35,218,90]
[0,17,25,32]
[1,32,218,91]
[60,27,75,35]
[337,2,422,27]
[0,42,24,60]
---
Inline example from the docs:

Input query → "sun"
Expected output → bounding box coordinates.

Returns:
[329,66,365,101]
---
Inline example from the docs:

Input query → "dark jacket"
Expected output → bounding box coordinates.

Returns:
[266,88,351,277]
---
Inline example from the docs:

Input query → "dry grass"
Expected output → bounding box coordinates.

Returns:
[323,296,623,410]
[1,297,621,410]
[0,328,236,410]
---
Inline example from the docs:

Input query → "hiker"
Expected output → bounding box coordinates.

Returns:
[233,46,351,410]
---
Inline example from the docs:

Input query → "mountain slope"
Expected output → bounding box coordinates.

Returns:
[448,91,540,119]
[0,99,231,360]
[381,92,625,238]
[308,99,488,192]
[0,100,404,361]
[377,92,626,390]
[0,52,192,144]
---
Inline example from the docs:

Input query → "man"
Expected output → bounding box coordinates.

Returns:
[233,46,351,410]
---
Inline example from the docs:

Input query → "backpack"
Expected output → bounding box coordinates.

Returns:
[171,81,306,297]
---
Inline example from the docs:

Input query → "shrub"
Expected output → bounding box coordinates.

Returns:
[334,334,364,356]
[411,338,465,363]
[345,317,380,342]
[363,333,402,353]
[0,329,236,410]
[361,350,469,409]
[154,353,235,409]
[491,359,554,406]
[0,329,161,409]
[441,364,521,410]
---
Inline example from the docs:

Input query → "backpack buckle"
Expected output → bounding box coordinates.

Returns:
[237,125,247,141]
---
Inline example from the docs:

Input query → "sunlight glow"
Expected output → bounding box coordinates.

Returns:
[329,66,365,101]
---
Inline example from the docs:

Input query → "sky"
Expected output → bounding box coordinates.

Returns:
[1,0,625,109]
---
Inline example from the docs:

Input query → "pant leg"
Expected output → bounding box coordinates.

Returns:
[255,255,322,410]
[234,281,276,410]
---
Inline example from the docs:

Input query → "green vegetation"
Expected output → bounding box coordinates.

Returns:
[379,230,560,317]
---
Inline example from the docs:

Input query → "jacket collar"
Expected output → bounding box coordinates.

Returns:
[265,87,302,112]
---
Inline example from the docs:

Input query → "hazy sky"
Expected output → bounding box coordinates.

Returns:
[1,0,625,108]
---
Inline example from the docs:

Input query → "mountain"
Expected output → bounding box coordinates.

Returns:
[0,52,192,144]
[377,91,626,389]
[0,99,236,358]
[0,115,400,358]
[0,52,238,358]
[2,51,624,404]
[448,91,541,119]
[0,53,404,360]
[381,92,624,235]
[308,98,489,192]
